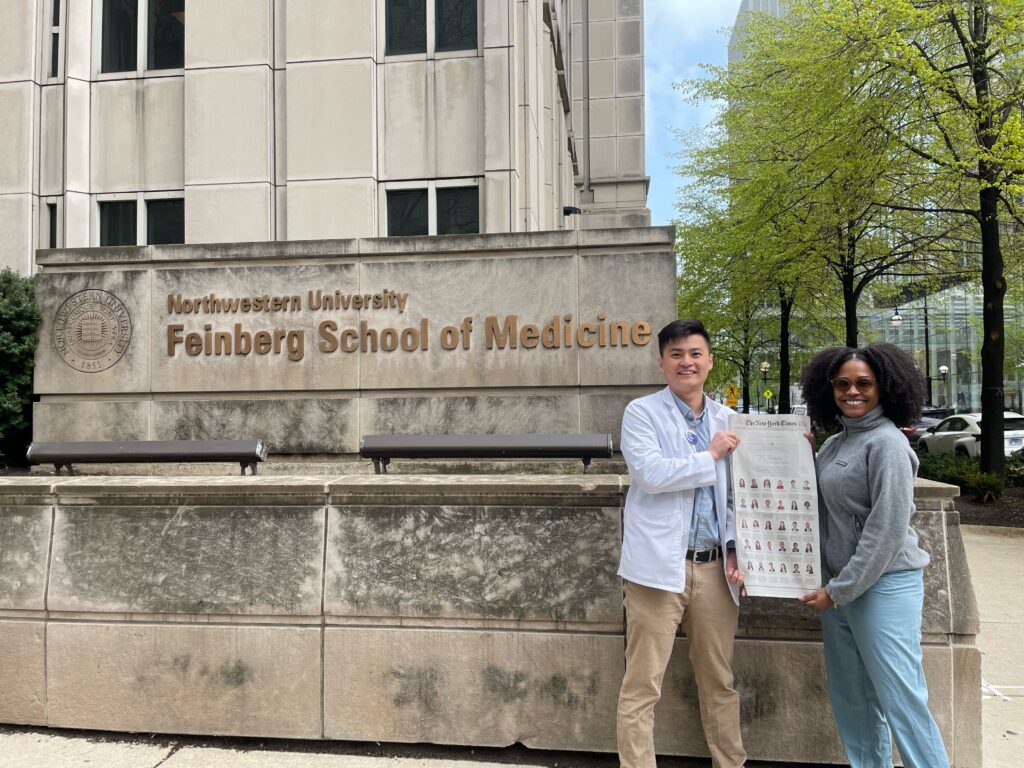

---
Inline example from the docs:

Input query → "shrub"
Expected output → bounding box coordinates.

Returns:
[1006,451,1024,488]
[0,269,40,465]
[917,452,1003,503]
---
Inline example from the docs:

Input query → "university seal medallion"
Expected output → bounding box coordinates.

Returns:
[53,289,132,373]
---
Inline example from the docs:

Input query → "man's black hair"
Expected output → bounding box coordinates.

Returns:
[657,318,711,356]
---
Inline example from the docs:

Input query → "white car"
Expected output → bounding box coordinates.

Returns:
[917,412,1024,457]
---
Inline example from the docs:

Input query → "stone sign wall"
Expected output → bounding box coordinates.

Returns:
[32,228,675,453]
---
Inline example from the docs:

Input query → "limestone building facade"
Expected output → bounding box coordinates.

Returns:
[0,0,650,274]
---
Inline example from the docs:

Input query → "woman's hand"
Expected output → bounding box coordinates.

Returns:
[726,550,748,597]
[798,587,833,612]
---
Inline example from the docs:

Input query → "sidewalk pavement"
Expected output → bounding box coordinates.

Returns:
[0,525,1019,768]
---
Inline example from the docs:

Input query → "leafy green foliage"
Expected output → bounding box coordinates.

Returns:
[0,269,40,463]
[917,452,1005,502]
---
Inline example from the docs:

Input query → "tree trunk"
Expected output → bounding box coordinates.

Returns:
[778,286,794,413]
[978,180,1006,476]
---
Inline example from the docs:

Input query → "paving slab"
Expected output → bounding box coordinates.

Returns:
[961,525,1024,768]
[0,730,171,768]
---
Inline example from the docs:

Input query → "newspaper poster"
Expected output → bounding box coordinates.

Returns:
[729,413,822,598]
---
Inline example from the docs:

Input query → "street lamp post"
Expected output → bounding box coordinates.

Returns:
[892,302,934,405]
[939,364,949,407]
[760,361,771,412]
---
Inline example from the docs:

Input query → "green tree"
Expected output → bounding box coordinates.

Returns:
[0,269,40,464]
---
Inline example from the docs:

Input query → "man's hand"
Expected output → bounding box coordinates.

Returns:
[709,430,740,460]
[725,550,747,597]
[798,587,832,612]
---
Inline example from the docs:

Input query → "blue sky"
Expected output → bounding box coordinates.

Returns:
[644,0,743,226]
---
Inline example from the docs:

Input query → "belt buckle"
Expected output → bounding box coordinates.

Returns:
[691,547,718,563]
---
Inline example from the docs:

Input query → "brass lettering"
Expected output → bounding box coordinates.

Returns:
[485,315,517,349]
[167,324,184,355]
[318,320,339,352]
[632,321,651,345]
[254,331,272,354]
[520,323,539,349]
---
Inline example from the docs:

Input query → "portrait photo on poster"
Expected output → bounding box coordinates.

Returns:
[729,413,822,598]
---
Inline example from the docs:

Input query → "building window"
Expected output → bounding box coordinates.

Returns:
[435,0,477,52]
[47,204,58,248]
[436,186,479,234]
[387,189,429,236]
[386,0,426,55]
[101,0,183,74]
[385,183,479,236]
[99,201,137,246]
[148,0,185,70]
[385,0,476,55]
[146,198,184,244]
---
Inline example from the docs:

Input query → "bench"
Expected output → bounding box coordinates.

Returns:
[26,440,268,476]
[359,433,614,475]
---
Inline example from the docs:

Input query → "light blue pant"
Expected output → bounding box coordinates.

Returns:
[821,569,950,768]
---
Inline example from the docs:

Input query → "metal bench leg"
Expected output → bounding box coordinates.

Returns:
[239,461,258,476]
[582,457,592,474]
[372,458,391,475]
[372,458,381,474]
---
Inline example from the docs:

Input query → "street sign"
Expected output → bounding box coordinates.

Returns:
[725,397,738,407]
[725,384,739,398]
[763,388,774,400]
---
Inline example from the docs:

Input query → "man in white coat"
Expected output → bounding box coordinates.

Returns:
[616,318,747,768]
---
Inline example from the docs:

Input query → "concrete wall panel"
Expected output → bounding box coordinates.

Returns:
[40,85,65,196]
[360,393,579,436]
[142,77,185,190]
[483,49,511,171]
[49,505,325,615]
[382,61,431,179]
[64,77,89,193]
[287,60,375,180]
[152,397,359,454]
[91,80,144,192]
[286,0,374,61]
[324,628,621,750]
[47,623,321,737]
[33,400,151,442]
[325,505,621,623]
[185,67,272,185]
[0,1,37,81]
[286,179,376,240]
[0,195,33,273]
[0,82,34,194]
[186,0,272,68]
[65,0,91,81]
[435,58,482,178]
[184,183,273,243]
[0,506,52,611]
[0,621,45,725]
[63,190,90,247]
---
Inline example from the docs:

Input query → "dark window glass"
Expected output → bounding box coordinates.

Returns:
[99,201,137,246]
[47,204,57,248]
[148,0,184,70]
[437,186,479,234]
[147,199,184,244]
[436,0,477,52]
[101,0,137,73]
[386,0,426,55]
[52,0,61,26]
[50,33,59,77]
[387,189,428,236]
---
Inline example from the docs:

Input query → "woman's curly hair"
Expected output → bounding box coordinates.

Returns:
[800,343,925,429]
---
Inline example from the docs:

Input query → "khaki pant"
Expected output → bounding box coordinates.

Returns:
[617,563,745,768]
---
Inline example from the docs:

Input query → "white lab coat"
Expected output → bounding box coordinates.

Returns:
[618,387,739,603]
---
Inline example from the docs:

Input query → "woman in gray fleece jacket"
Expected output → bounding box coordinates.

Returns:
[798,343,949,768]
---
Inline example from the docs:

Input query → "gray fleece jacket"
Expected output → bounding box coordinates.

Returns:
[817,405,930,606]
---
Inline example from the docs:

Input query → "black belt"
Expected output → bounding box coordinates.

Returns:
[686,546,722,564]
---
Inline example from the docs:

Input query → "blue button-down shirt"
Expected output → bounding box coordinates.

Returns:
[673,393,721,550]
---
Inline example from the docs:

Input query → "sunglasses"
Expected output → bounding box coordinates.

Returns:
[831,377,876,393]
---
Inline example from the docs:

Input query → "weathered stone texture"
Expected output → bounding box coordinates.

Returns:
[46,623,321,737]
[0,621,45,725]
[325,505,622,623]
[33,400,151,442]
[360,394,579,437]
[0,506,52,611]
[324,628,620,750]
[914,509,953,634]
[152,397,358,454]
[49,506,325,615]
